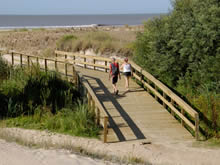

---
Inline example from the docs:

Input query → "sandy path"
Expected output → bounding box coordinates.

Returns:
[0,139,115,165]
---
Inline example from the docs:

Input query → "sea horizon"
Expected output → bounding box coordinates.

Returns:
[0,13,163,29]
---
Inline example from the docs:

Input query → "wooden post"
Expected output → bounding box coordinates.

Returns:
[171,99,175,116]
[55,60,58,71]
[181,108,185,126]
[195,114,199,141]
[72,65,75,83]
[27,56,30,68]
[147,79,150,92]
[20,54,23,67]
[36,57,39,67]
[84,58,86,68]
[105,61,108,72]
[91,100,95,112]
[73,56,75,64]
[140,70,144,88]
[163,92,166,108]
[65,63,68,76]
[45,59,47,72]
[155,85,158,101]
[103,116,108,143]
[11,52,14,66]
[133,70,137,82]
[73,66,77,84]
[93,59,96,70]
[96,107,100,125]
[87,93,91,108]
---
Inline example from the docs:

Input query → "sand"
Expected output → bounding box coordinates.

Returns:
[0,128,220,165]
[0,139,116,165]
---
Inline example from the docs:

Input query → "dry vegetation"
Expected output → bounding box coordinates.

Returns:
[0,26,142,57]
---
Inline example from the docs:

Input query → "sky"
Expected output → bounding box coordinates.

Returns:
[0,0,172,15]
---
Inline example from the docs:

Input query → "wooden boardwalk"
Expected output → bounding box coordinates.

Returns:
[77,67,194,143]
[1,50,197,143]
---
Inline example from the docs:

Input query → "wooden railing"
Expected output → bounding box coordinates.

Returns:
[1,49,200,140]
[79,75,109,142]
[55,50,120,72]
[130,61,199,140]
[1,50,109,143]
[55,50,200,140]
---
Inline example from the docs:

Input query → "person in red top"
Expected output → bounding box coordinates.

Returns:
[109,58,121,95]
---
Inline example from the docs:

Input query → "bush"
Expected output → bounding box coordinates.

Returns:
[0,56,10,81]
[0,65,99,138]
[56,35,78,51]
[134,0,220,138]
[4,104,100,138]
[0,66,79,118]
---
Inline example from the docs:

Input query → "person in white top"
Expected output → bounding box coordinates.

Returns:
[120,57,132,91]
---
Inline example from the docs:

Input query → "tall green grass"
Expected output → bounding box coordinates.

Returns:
[0,66,79,117]
[4,103,99,138]
[0,56,11,81]
[0,64,99,138]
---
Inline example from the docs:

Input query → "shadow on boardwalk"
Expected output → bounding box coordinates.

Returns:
[84,75,146,143]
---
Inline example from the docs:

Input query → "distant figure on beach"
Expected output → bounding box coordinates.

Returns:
[120,57,132,91]
[109,58,121,95]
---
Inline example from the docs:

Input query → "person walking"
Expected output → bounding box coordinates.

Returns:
[109,58,121,95]
[120,57,132,91]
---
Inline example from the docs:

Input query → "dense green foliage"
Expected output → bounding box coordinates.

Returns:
[4,104,99,137]
[0,56,10,81]
[0,66,79,117]
[0,62,99,137]
[134,0,220,138]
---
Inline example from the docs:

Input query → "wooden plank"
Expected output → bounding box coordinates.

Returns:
[141,69,197,118]
[103,116,108,143]
[195,114,200,140]
[142,81,196,131]
[130,61,142,73]
[163,92,166,108]
[20,54,23,67]
[11,52,14,66]
[77,61,109,69]
[45,59,47,72]
[27,56,30,68]
[80,77,108,118]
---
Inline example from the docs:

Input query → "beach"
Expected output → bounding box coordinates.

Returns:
[0,139,115,165]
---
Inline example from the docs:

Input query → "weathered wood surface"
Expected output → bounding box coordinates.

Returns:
[76,67,194,143]
[1,51,197,143]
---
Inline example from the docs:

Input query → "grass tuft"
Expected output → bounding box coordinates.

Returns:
[56,31,133,56]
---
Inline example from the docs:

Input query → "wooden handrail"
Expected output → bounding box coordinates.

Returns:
[55,50,199,140]
[3,50,109,143]
[130,61,199,140]
[55,50,123,72]
[79,74,109,142]
[2,49,200,140]
[55,50,113,62]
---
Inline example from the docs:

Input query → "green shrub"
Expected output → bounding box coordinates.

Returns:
[0,66,79,117]
[4,104,100,138]
[56,35,78,51]
[134,0,220,138]
[0,56,10,81]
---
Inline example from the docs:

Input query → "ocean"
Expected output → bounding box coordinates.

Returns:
[0,14,161,29]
